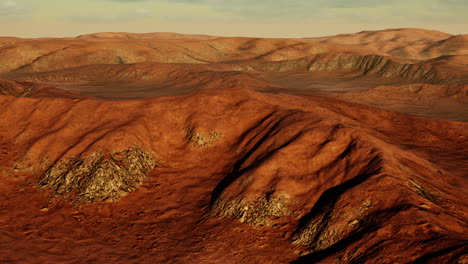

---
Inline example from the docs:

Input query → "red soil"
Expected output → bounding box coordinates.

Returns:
[0,29,467,263]
[0,78,90,99]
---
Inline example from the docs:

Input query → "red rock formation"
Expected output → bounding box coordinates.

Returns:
[0,29,467,263]
[1,87,467,263]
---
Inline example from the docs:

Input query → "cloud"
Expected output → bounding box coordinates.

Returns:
[143,0,396,23]
[443,0,468,4]
[60,9,154,23]
[107,0,150,2]
[0,0,34,20]
[102,0,465,23]
[69,0,468,24]
[103,0,396,8]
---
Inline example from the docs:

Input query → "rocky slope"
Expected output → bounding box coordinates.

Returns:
[0,77,89,98]
[299,28,467,60]
[1,28,466,121]
[1,87,467,263]
[0,28,467,263]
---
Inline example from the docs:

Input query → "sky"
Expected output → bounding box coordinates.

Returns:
[0,0,467,38]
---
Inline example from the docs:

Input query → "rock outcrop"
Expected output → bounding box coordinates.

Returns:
[38,147,156,202]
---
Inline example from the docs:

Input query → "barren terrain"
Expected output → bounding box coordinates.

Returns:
[0,28,467,263]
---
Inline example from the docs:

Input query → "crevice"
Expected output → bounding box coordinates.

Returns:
[209,110,303,206]
[292,154,382,240]
[292,203,414,264]
[410,242,467,264]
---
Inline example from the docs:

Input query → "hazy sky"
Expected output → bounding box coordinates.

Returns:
[1,0,467,38]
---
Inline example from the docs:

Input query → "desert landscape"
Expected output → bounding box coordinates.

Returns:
[0,28,467,263]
